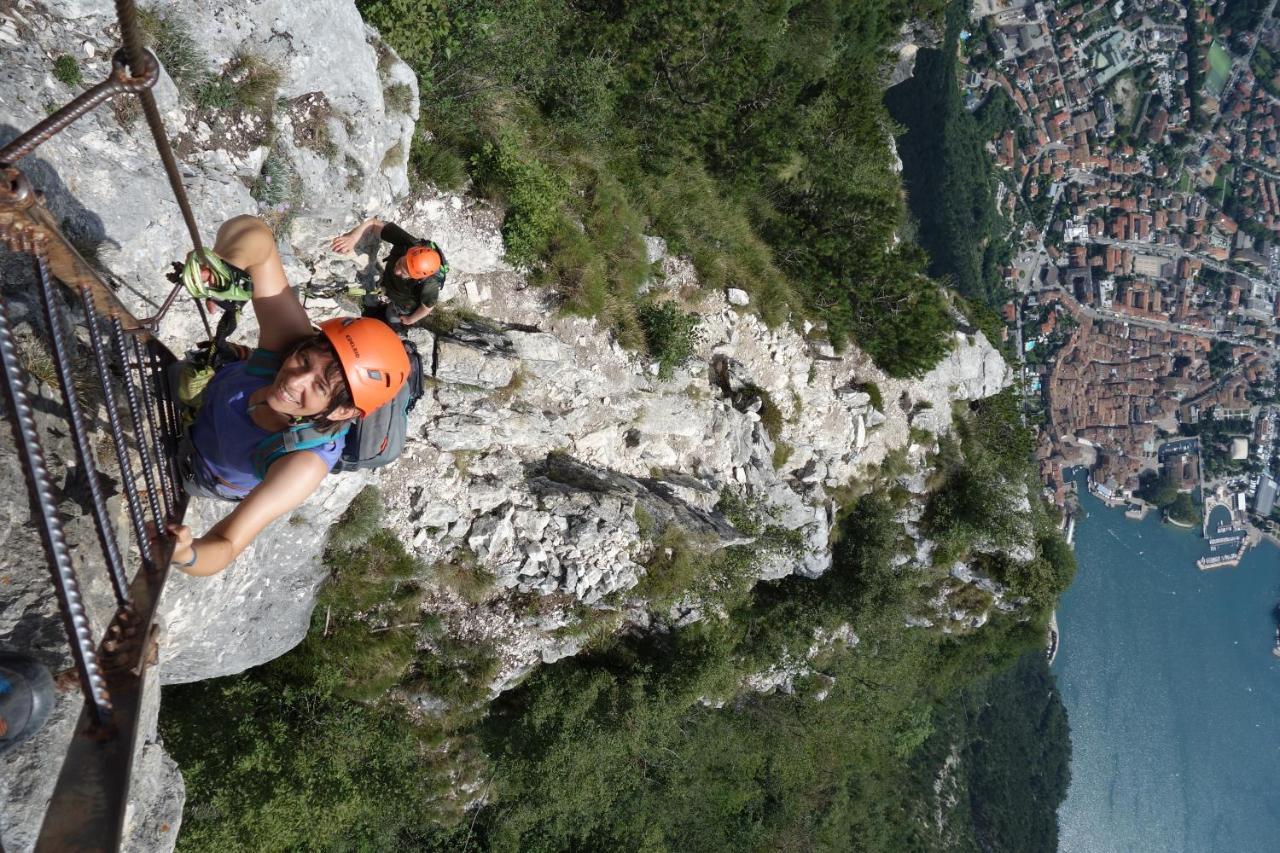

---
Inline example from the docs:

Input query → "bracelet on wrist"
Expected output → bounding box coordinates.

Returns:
[172,545,198,569]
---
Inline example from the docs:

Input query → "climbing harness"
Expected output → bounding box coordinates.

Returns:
[0,0,227,848]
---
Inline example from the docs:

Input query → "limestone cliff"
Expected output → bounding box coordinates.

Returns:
[0,1,1016,850]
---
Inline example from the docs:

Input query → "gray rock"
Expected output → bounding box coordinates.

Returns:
[161,472,373,683]
[528,453,748,547]
[433,318,519,389]
[643,235,667,264]
[726,288,750,307]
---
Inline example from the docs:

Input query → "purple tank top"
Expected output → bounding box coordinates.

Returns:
[189,361,344,496]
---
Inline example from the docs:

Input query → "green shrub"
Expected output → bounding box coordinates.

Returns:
[472,131,567,266]
[860,381,884,412]
[324,528,421,612]
[162,675,450,851]
[52,55,81,87]
[635,525,761,609]
[772,441,793,470]
[409,126,467,189]
[743,384,783,442]
[355,0,451,77]
[638,301,700,377]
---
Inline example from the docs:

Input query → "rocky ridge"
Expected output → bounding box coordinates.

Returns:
[0,1,1017,850]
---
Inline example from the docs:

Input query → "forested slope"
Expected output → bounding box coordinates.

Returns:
[360,0,960,375]
[159,1,1074,850]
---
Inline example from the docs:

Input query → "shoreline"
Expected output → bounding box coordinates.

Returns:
[1072,469,1269,571]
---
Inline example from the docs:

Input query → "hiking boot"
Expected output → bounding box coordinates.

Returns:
[0,650,55,755]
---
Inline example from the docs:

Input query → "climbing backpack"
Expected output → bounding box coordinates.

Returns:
[245,337,426,476]
[330,336,426,472]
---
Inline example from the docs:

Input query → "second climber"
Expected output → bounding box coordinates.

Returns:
[330,217,448,328]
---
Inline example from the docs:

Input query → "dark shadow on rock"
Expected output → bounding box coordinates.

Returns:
[0,123,118,289]
[525,452,748,548]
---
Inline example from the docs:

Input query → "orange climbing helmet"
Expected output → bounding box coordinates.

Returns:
[318,317,410,416]
[404,245,442,279]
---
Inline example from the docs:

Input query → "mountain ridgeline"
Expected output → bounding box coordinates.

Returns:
[158,0,1073,850]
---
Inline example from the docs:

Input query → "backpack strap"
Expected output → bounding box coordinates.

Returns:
[249,421,352,480]
[244,348,283,378]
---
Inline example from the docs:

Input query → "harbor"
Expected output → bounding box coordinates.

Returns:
[1055,474,1280,853]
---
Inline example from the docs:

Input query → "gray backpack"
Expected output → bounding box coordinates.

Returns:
[248,338,426,476]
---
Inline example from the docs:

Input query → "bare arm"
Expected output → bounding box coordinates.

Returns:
[330,217,385,254]
[213,215,312,351]
[398,303,434,325]
[168,451,332,577]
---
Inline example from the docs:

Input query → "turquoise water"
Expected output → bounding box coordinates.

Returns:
[1056,481,1280,853]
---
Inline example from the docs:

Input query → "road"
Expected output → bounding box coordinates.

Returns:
[1084,236,1270,290]
[1052,284,1273,354]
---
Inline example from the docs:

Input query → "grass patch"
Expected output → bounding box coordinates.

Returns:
[326,485,383,552]
[638,301,699,378]
[17,331,101,416]
[250,150,303,235]
[380,139,406,170]
[430,548,495,604]
[1207,40,1232,96]
[384,81,414,113]
[343,154,364,192]
[138,4,209,94]
[533,164,652,347]
[195,51,282,115]
[110,95,141,130]
[640,161,796,327]
[52,55,82,87]
[489,365,527,404]
[287,92,341,161]
[408,125,467,190]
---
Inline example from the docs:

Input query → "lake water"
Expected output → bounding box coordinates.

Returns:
[1056,480,1280,852]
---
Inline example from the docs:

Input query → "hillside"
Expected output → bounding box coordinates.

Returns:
[0,1,1071,850]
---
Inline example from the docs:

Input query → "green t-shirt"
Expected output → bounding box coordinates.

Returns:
[379,222,448,312]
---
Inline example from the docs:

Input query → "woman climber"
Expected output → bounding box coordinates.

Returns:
[161,215,410,577]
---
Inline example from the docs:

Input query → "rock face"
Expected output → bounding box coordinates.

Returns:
[0,1,1014,849]
[0,0,416,848]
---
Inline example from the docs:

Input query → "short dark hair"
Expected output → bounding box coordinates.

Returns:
[283,333,357,432]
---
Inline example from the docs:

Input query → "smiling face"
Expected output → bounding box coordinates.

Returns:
[267,346,356,421]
